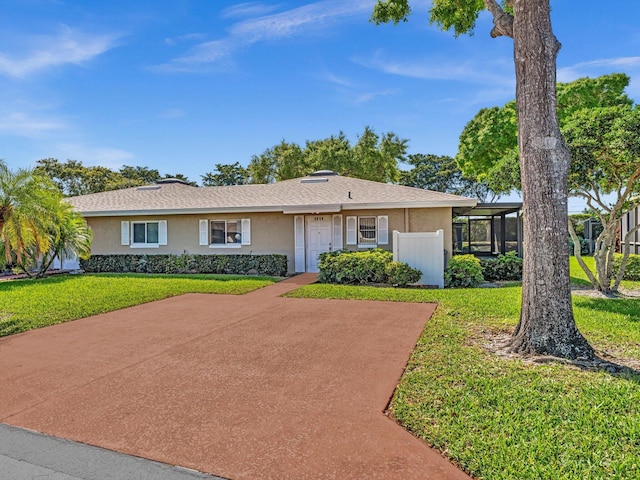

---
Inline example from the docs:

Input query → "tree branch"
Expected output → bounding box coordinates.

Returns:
[568,219,599,289]
[483,0,514,38]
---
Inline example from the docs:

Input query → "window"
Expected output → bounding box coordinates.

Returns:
[358,217,377,245]
[200,218,251,248]
[346,215,388,247]
[121,220,167,248]
[211,220,241,245]
[133,222,159,244]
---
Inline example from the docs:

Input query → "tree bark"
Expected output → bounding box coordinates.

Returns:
[508,0,594,359]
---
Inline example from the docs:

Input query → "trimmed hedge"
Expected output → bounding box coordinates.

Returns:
[444,254,484,288]
[318,249,421,286]
[480,251,523,281]
[81,254,288,277]
[613,253,640,281]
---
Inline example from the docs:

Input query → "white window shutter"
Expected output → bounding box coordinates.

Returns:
[158,220,168,245]
[378,215,389,245]
[121,221,130,246]
[241,218,251,245]
[332,215,343,251]
[199,219,208,246]
[294,215,305,272]
[346,216,357,245]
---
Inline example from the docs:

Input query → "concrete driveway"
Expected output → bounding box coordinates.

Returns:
[0,274,470,480]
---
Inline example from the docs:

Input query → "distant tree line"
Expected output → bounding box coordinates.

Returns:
[34,127,495,205]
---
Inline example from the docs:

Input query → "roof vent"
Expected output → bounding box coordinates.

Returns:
[136,185,161,191]
[301,178,329,184]
[310,170,338,176]
[156,178,190,185]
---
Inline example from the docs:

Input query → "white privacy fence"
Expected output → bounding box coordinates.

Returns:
[392,230,445,288]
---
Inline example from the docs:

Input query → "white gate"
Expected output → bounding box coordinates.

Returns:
[393,230,444,288]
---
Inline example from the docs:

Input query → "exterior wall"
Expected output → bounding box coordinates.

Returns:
[86,212,296,272]
[84,206,454,273]
[334,207,453,261]
[620,206,640,254]
[407,207,453,262]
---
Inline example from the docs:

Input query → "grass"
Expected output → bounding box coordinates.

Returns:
[0,273,276,337]
[287,268,640,479]
[570,255,640,290]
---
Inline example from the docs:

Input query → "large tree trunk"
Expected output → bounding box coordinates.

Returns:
[508,0,594,359]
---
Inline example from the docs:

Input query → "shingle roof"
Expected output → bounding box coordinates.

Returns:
[67,174,477,217]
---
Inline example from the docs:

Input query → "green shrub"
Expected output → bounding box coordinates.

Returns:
[444,254,484,288]
[569,237,591,256]
[612,253,640,280]
[385,261,422,286]
[480,251,523,281]
[318,249,421,286]
[81,253,288,276]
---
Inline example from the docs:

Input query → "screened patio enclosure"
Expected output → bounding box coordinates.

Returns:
[452,203,522,257]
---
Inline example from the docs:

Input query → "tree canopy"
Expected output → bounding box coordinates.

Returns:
[399,153,497,201]
[247,127,407,183]
[35,159,197,196]
[201,162,250,186]
[456,73,640,292]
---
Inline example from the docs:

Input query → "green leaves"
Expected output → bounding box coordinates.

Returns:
[371,0,411,25]
[247,127,407,184]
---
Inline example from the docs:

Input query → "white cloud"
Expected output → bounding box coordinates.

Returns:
[557,56,640,83]
[0,111,68,137]
[354,52,515,87]
[0,27,120,78]
[220,3,281,19]
[164,33,207,47]
[155,0,375,72]
[354,88,399,104]
[53,143,135,170]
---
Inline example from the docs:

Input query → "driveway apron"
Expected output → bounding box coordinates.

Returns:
[0,274,470,480]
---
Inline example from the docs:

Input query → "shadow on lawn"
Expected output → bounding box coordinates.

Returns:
[576,297,640,323]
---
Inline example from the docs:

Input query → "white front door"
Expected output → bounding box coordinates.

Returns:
[306,216,332,273]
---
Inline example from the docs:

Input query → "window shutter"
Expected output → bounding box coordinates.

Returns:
[294,215,305,272]
[158,220,168,245]
[121,221,130,246]
[332,214,343,251]
[241,218,251,245]
[199,219,208,246]
[346,216,357,245]
[378,215,389,245]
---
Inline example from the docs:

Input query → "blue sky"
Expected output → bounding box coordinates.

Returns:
[2,1,639,211]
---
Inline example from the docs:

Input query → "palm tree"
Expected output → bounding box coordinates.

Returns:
[36,202,93,276]
[0,160,61,269]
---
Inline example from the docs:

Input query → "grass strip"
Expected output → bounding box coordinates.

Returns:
[0,273,276,337]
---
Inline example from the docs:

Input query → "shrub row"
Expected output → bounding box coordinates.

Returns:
[479,251,523,281]
[317,249,421,287]
[613,253,640,280]
[81,254,288,277]
[445,252,523,288]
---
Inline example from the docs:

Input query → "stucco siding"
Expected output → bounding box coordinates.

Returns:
[84,207,453,273]
[407,207,453,261]
[86,213,296,272]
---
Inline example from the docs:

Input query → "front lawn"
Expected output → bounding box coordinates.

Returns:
[0,273,276,337]
[287,279,640,479]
